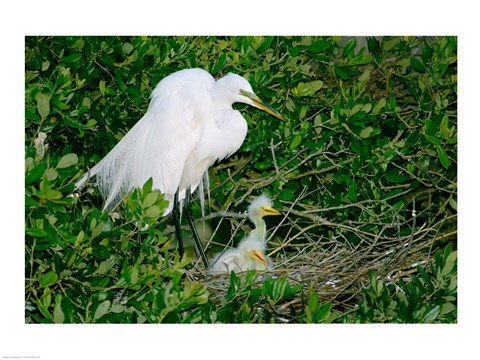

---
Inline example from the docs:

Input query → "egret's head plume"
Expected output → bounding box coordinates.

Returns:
[247,194,280,223]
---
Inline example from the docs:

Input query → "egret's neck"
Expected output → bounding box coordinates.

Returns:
[253,217,267,242]
[211,81,235,110]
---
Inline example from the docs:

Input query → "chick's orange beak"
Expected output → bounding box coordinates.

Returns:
[260,206,281,217]
[249,250,268,265]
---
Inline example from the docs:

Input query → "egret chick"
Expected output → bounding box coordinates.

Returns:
[246,194,280,244]
[208,235,270,274]
[209,194,280,274]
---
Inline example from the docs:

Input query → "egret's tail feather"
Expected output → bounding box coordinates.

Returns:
[74,117,149,211]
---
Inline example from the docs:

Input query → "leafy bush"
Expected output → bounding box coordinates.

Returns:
[351,244,457,323]
[25,36,456,323]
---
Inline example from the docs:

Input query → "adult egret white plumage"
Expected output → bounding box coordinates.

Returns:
[75,68,284,268]
[209,194,280,273]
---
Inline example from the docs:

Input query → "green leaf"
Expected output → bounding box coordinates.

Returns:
[57,153,78,168]
[44,168,58,181]
[256,36,274,53]
[303,80,323,96]
[25,194,39,207]
[384,174,411,183]
[62,53,82,63]
[342,38,357,58]
[53,294,65,323]
[292,80,323,97]
[440,115,454,140]
[39,189,63,200]
[90,221,106,240]
[372,98,386,114]
[362,103,372,114]
[32,298,54,322]
[422,45,433,64]
[410,57,426,72]
[26,162,46,185]
[42,288,52,309]
[359,126,374,138]
[35,92,50,119]
[306,39,331,53]
[313,302,333,323]
[307,290,319,311]
[122,42,134,54]
[26,227,47,238]
[254,158,272,170]
[105,86,116,96]
[35,176,63,200]
[94,300,111,320]
[142,192,158,208]
[441,302,456,315]
[441,251,457,276]
[115,69,125,90]
[211,53,227,75]
[145,205,161,218]
[111,304,126,314]
[335,65,348,80]
[99,80,106,96]
[423,305,440,323]
[289,134,302,151]
[130,266,141,286]
[40,271,58,288]
[436,145,451,169]
[142,177,153,196]
[425,135,441,146]
[448,197,457,211]
[358,69,371,83]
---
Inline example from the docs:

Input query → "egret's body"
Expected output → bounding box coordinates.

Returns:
[209,194,280,274]
[75,68,282,214]
[75,68,284,268]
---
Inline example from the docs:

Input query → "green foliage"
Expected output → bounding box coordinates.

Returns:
[351,244,457,323]
[25,36,456,323]
[122,178,170,229]
[26,174,203,323]
[211,272,336,323]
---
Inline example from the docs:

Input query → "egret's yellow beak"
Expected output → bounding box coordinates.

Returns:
[239,89,285,121]
[260,206,281,217]
[249,250,268,265]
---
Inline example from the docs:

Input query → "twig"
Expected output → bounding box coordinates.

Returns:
[270,138,287,182]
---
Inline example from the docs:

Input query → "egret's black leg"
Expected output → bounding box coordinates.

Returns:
[172,189,184,258]
[185,187,210,268]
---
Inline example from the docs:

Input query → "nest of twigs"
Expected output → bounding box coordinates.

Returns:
[186,191,457,313]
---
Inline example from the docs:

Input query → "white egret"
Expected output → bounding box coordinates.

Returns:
[75,68,284,268]
[209,194,280,274]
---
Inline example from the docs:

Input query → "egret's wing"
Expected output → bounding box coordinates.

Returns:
[75,69,215,214]
[139,71,215,209]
